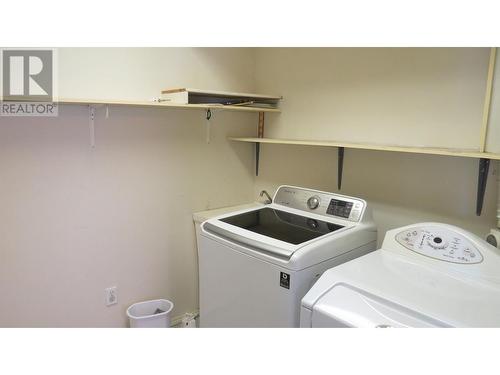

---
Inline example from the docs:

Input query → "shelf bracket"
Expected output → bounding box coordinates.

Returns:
[476,158,490,216]
[337,147,344,190]
[258,112,265,138]
[255,142,260,176]
[89,105,96,148]
[205,109,212,144]
[255,112,265,176]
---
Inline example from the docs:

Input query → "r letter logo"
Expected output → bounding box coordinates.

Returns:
[1,49,58,116]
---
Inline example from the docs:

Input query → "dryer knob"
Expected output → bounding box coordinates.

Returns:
[307,196,320,209]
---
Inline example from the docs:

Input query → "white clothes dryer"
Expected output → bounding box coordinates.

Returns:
[301,222,500,328]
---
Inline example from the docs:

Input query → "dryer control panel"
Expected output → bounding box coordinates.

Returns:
[395,226,483,264]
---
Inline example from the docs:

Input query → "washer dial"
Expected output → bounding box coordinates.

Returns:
[307,196,321,209]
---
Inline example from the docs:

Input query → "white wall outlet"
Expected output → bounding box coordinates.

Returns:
[105,286,118,306]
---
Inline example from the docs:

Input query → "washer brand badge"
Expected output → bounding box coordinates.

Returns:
[1,48,58,116]
[280,272,290,289]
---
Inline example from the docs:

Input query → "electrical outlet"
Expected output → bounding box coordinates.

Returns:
[105,286,118,306]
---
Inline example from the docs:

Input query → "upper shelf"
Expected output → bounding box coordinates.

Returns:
[229,137,500,160]
[57,98,281,113]
[0,98,281,113]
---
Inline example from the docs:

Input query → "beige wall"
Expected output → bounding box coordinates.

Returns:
[58,48,257,100]
[254,48,498,244]
[0,48,257,327]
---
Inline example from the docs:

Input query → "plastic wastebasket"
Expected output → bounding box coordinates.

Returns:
[127,299,174,328]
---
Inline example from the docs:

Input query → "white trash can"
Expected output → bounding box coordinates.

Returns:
[127,299,174,328]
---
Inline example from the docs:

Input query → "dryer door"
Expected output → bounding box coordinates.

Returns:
[311,284,449,328]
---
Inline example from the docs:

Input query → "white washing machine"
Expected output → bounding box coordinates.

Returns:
[300,222,500,328]
[197,185,377,327]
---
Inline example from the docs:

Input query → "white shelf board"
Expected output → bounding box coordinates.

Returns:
[58,99,281,113]
[229,137,500,160]
[1,98,280,113]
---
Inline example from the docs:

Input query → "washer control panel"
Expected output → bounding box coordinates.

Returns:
[395,226,483,264]
[274,186,366,222]
[326,199,354,219]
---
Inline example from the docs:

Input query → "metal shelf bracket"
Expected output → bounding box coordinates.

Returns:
[88,104,110,148]
[476,158,490,216]
[205,109,212,144]
[338,147,345,190]
[89,105,96,148]
[255,142,260,176]
[256,112,265,176]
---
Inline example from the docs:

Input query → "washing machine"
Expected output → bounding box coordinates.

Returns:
[300,222,500,328]
[197,185,377,327]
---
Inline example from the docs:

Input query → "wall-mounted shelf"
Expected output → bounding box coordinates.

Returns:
[228,137,500,160]
[55,98,281,113]
[229,137,499,216]
[0,97,280,113]
[1,97,280,147]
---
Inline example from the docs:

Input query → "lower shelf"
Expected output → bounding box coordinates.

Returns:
[229,137,498,216]
[228,137,500,160]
